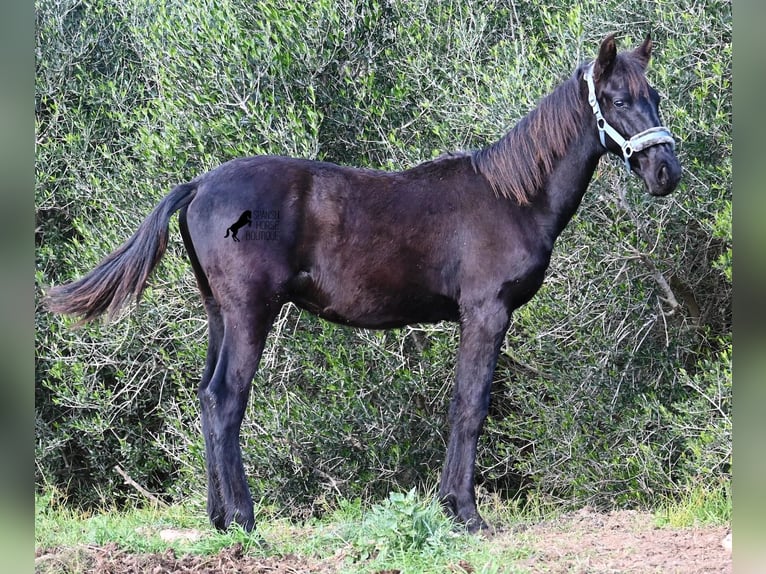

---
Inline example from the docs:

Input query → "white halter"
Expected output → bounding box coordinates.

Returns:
[583,63,675,173]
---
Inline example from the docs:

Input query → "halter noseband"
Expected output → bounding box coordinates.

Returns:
[583,63,675,173]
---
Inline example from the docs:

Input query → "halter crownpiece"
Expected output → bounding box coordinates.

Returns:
[583,62,675,173]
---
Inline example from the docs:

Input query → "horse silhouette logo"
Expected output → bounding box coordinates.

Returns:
[225,210,252,242]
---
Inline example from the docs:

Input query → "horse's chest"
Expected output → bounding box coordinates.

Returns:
[495,243,552,309]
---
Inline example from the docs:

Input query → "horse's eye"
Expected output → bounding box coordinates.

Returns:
[613,99,626,108]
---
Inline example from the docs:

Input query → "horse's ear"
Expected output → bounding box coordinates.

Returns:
[594,33,617,82]
[633,34,653,69]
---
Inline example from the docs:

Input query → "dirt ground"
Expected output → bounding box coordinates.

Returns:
[512,508,731,574]
[35,509,731,573]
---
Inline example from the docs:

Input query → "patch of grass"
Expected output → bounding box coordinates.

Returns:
[35,488,533,573]
[654,481,731,528]
[278,489,533,573]
[477,488,562,527]
[35,489,88,550]
[35,488,215,555]
[320,488,463,571]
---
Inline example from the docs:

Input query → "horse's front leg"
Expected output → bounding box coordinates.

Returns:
[439,302,510,532]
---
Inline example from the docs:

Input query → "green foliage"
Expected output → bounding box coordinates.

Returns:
[665,340,732,485]
[241,317,454,513]
[711,200,732,282]
[654,480,731,528]
[36,0,731,517]
[344,489,456,561]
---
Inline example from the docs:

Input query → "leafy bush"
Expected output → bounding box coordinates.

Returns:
[343,489,456,561]
[36,0,731,515]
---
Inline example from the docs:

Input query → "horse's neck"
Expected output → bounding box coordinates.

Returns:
[534,128,605,242]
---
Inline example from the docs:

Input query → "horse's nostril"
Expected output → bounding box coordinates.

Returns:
[658,163,669,186]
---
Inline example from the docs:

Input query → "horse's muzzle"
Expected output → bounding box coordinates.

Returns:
[635,144,682,196]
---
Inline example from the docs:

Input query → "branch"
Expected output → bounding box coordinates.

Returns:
[615,184,680,315]
[114,465,167,507]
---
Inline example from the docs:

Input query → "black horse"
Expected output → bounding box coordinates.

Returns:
[46,34,681,532]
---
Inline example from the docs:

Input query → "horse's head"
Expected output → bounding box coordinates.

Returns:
[586,34,681,197]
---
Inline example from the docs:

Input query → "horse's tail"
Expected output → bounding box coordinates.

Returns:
[224,228,230,237]
[45,181,199,324]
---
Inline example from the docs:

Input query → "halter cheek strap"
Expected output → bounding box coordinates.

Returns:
[583,63,675,173]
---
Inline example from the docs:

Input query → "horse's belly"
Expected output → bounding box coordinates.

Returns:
[288,270,459,328]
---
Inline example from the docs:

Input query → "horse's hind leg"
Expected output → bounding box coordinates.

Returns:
[200,299,278,531]
[179,207,269,530]
[198,297,226,527]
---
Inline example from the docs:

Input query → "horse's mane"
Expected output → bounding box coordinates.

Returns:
[471,69,587,205]
[472,53,651,205]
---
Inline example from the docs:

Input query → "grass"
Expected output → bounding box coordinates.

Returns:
[36,483,731,573]
[653,481,732,528]
[35,487,535,573]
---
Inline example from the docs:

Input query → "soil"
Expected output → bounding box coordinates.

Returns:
[34,509,731,573]
[512,508,731,573]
